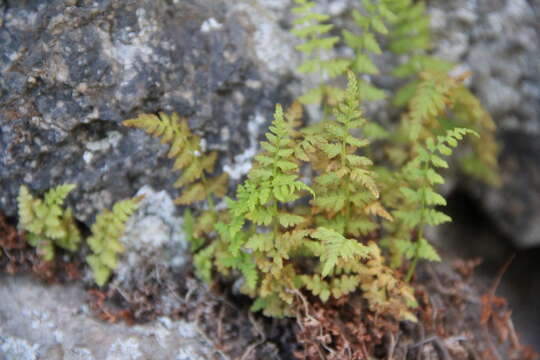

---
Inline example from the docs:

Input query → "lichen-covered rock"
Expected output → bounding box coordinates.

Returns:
[0,275,216,360]
[0,0,293,223]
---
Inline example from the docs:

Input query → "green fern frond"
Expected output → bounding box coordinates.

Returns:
[292,0,351,105]
[123,112,228,207]
[17,184,81,261]
[311,227,372,277]
[86,196,143,286]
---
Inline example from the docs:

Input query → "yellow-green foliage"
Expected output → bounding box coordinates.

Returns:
[342,0,396,101]
[17,184,81,261]
[292,0,351,105]
[86,197,142,286]
[178,76,417,321]
[291,0,499,186]
[123,112,231,283]
[123,112,228,207]
[391,128,477,281]
[119,1,500,324]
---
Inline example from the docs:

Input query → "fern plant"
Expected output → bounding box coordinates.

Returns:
[390,128,477,281]
[342,0,396,101]
[17,184,81,261]
[86,196,142,286]
[386,0,500,185]
[117,0,499,324]
[215,104,314,317]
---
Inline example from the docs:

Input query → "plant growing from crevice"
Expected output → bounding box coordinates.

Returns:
[17,184,81,261]
[17,183,143,286]
[116,0,499,326]
[292,0,499,185]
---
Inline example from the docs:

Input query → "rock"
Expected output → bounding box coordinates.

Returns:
[0,275,215,360]
[0,0,294,223]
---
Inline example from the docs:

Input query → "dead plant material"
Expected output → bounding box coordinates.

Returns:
[453,258,482,279]
[479,255,538,360]
[293,292,398,360]
[88,289,136,325]
[0,212,36,274]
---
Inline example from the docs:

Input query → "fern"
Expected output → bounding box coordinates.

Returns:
[123,112,228,208]
[389,128,478,281]
[86,196,142,286]
[17,184,81,261]
[215,104,314,317]
[309,72,390,238]
[386,1,499,185]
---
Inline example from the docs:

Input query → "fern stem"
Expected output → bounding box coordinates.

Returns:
[406,152,429,282]
[405,253,419,282]
[200,171,215,212]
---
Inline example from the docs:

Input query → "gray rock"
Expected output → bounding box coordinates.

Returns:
[0,276,216,360]
[0,0,293,223]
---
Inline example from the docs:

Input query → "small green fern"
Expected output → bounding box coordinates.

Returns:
[86,196,143,286]
[389,128,478,281]
[116,1,500,326]
[17,184,81,261]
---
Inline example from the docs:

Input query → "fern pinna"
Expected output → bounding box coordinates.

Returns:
[123,112,228,208]
[18,184,81,261]
[292,0,350,105]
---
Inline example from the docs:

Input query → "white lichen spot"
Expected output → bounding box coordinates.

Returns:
[106,338,142,360]
[0,337,40,360]
[83,151,94,164]
[328,0,348,16]
[232,4,299,75]
[258,0,290,10]
[175,344,209,360]
[223,112,266,180]
[85,131,122,152]
[200,18,223,33]
[53,329,64,343]
[114,186,189,284]
[66,347,95,360]
[176,321,198,338]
